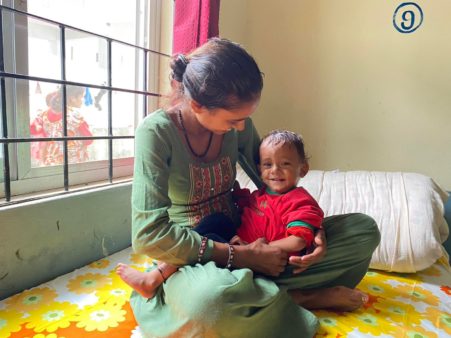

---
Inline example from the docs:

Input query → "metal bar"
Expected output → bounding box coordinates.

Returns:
[107,39,113,183]
[0,5,169,57]
[60,25,69,191]
[0,136,134,143]
[143,50,148,119]
[0,7,11,201]
[0,72,162,98]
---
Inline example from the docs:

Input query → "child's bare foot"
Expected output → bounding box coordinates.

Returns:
[289,286,369,312]
[116,263,163,299]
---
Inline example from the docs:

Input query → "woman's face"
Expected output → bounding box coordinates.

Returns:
[194,99,260,135]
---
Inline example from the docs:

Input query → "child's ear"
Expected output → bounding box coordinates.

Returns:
[300,162,309,178]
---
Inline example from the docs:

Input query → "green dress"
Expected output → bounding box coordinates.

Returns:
[130,109,381,338]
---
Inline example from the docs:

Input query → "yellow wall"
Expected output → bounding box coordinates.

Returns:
[220,0,451,189]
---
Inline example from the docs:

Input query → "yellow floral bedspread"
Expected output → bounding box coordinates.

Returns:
[1,247,450,338]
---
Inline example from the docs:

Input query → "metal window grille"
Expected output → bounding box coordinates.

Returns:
[0,4,169,205]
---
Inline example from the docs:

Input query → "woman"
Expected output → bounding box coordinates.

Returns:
[131,38,380,337]
[30,85,93,166]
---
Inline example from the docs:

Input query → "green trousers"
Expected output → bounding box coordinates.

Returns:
[130,213,381,338]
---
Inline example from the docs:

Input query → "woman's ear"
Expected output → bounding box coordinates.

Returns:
[300,162,309,178]
[189,99,205,115]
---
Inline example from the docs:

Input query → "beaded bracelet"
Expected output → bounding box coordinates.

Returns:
[226,244,235,269]
[197,236,208,263]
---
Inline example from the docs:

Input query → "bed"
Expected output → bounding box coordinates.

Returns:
[1,170,450,338]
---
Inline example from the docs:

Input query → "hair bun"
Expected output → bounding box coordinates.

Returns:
[171,54,189,82]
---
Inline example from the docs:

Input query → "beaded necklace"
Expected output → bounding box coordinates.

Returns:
[178,110,213,158]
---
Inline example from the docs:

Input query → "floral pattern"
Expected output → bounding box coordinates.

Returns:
[24,302,78,332]
[74,302,126,332]
[0,247,449,338]
[66,273,110,295]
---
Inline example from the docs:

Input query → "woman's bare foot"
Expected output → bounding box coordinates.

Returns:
[116,263,163,299]
[289,286,369,312]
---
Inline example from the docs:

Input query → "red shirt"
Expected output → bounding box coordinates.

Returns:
[236,187,323,249]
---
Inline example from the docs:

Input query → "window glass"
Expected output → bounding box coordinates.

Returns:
[24,1,146,168]
[0,0,171,203]
[65,29,109,85]
[27,16,62,79]
[112,42,146,92]
[27,0,146,46]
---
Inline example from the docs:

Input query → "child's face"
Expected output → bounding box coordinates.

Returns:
[259,142,307,194]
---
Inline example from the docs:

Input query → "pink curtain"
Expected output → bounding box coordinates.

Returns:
[172,0,220,54]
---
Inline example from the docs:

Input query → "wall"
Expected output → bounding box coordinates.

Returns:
[0,184,132,300]
[220,0,451,190]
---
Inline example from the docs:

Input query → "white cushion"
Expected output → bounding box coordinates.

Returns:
[236,168,449,272]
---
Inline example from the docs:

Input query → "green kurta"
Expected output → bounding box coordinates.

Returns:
[130,110,381,338]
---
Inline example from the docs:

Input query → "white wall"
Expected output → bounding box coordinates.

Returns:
[220,0,451,190]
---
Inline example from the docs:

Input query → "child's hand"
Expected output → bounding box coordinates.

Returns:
[230,235,248,246]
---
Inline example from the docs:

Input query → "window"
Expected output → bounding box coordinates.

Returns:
[0,0,171,204]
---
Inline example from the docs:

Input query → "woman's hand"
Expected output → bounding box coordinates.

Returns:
[234,238,288,276]
[229,235,248,246]
[288,229,327,274]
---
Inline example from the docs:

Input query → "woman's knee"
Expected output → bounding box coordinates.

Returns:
[324,213,381,255]
[352,213,381,251]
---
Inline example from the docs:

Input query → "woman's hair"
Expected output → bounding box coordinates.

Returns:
[261,130,309,163]
[47,85,85,111]
[169,38,263,110]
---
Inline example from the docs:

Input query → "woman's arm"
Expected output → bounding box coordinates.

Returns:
[212,239,288,276]
[132,115,208,266]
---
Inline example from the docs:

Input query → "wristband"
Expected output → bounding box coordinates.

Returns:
[197,236,208,263]
[226,244,235,269]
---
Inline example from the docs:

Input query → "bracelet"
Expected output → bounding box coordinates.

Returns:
[157,266,167,282]
[226,244,235,269]
[197,236,208,263]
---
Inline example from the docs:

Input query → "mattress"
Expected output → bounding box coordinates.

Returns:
[1,247,450,338]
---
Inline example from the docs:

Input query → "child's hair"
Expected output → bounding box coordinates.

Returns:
[168,38,264,110]
[261,130,308,162]
[47,85,85,111]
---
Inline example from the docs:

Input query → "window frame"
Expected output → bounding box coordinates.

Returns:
[0,0,169,204]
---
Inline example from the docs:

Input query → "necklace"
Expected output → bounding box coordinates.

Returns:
[178,110,213,158]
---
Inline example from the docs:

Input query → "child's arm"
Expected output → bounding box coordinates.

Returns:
[268,235,307,253]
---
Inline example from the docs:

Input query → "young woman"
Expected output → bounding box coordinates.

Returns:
[130,38,380,337]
